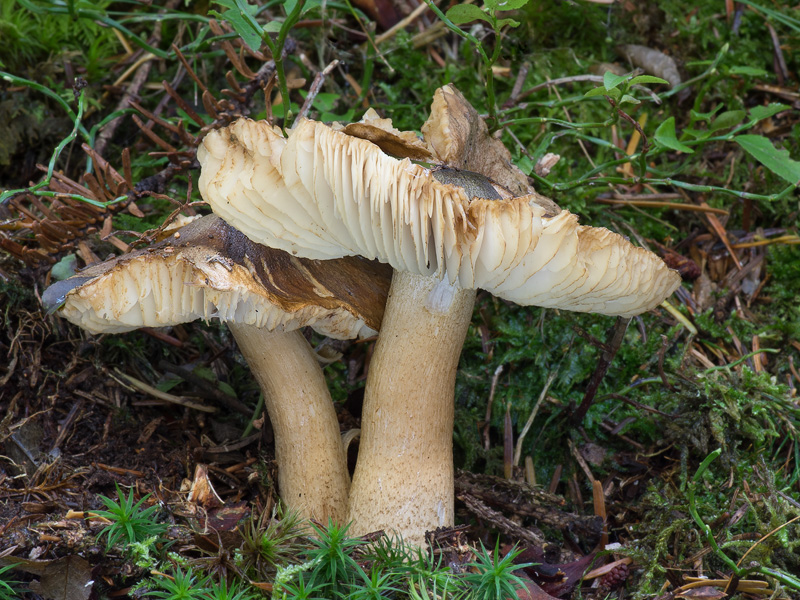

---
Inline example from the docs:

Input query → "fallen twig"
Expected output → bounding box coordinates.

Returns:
[112,369,217,413]
[296,59,340,123]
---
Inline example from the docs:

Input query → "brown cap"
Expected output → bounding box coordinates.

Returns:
[43,215,391,338]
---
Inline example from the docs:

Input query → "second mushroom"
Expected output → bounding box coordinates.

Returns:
[44,215,391,524]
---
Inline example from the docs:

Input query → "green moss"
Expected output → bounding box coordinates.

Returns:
[0,0,118,76]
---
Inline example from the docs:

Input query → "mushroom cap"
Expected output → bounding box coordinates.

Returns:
[198,98,680,318]
[43,215,391,338]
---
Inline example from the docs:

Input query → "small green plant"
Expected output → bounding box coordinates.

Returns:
[414,547,462,595]
[463,543,531,600]
[348,564,403,600]
[408,573,462,600]
[145,567,210,600]
[405,545,462,599]
[0,564,23,600]
[94,483,167,551]
[304,520,364,597]
[276,567,326,600]
[363,533,414,573]
[584,71,670,107]
[130,535,162,570]
[237,507,306,578]
[271,529,463,600]
[572,61,798,199]
[204,579,258,600]
[210,0,313,127]
[425,0,530,128]
[583,71,671,179]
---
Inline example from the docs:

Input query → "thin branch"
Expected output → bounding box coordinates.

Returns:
[571,317,631,424]
[296,59,340,123]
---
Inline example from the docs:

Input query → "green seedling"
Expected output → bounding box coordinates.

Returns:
[425,0,531,129]
[95,483,167,551]
[237,508,306,579]
[305,520,364,597]
[463,542,531,600]
[204,579,259,600]
[584,71,669,107]
[274,567,326,600]
[0,78,128,206]
[689,449,800,591]
[145,567,210,600]
[348,565,403,600]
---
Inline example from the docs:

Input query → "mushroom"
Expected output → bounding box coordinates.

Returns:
[197,86,682,543]
[43,214,392,524]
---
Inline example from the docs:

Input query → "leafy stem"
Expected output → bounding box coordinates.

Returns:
[241,0,306,127]
[425,0,529,129]
[213,0,306,130]
[422,0,492,112]
[271,0,306,128]
[0,72,90,141]
[0,84,125,207]
[688,449,738,571]
[659,42,729,100]
[606,95,651,178]
[538,170,795,203]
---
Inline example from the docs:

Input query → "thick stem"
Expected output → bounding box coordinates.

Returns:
[228,325,349,524]
[347,271,475,545]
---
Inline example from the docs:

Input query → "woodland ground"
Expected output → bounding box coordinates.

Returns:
[1,1,800,599]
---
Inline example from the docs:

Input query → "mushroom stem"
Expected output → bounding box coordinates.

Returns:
[347,271,475,545]
[228,324,350,524]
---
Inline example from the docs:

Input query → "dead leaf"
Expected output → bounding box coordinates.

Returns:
[516,576,562,600]
[516,546,600,598]
[205,502,250,532]
[676,585,728,600]
[187,464,223,509]
[349,0,400,30]
[3,555,93,600]
[343,108,433,161]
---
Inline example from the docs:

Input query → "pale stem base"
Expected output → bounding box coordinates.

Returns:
[347,271,476,545]
[229,325,350,524]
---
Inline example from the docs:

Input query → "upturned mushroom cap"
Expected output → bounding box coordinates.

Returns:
[43,215,391,337]
[198,109,680,318]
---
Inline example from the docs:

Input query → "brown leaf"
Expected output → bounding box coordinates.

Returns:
[349,0,401,30]
[187,463,224,509]
[676,586,728,600]
[516,576,563,600]
[127,201,145,218]
[702,204,741,269]
[343,108,434,161]
[205,502,250,532]
[516,546,600,598]
[4,555,93,600]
